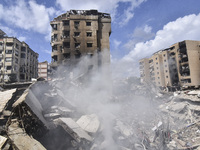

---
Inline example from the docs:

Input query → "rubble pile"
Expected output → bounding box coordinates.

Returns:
[0,76,200,150]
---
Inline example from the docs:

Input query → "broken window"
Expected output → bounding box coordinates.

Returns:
[6,42,13,47]
[21,46,26,52]
[52,55,58,62]
[74,32,80,37]
[52,45,57,51]
[169,52,175,56]
[87,32,92,37]
[51,34,58,42]
[149,59,153,63]
[63,53,70,59]
[51,24,57,30]
[5,66,12,70]
[15,50,19,57]
[74,21,80,28]
[86,22,91,26]
[75,43,80,49]
[16,43,19,49]
[63,42,70,48]
[63,31,70,38]
[6,50,12,54]
[63,20,69,26]
[21,53,26,58]
[87,43,93,47]
[181,78,191,83]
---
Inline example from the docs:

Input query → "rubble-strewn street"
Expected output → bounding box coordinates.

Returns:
[0,74,200,150]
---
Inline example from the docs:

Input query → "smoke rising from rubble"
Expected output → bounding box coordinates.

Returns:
[31,51,163,150]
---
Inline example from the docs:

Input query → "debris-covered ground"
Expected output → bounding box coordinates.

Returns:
[0,67,200,150]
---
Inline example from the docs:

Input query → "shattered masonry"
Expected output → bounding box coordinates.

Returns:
[0,75,200,150]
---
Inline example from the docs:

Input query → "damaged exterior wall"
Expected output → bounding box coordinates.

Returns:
[50,9,111,69]
[139,40,200,89]
[0,36,38,83]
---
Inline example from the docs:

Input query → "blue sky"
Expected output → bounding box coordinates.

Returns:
[1,0,200,76]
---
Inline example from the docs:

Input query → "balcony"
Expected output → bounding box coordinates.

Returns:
[179,47,187,54]
[0,54,3,58]
[6,46,13,50]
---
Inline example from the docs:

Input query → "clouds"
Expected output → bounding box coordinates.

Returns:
[0,0,56,34]
[56,0,146,26]
[123,13,200,62]
[124,24,155,51]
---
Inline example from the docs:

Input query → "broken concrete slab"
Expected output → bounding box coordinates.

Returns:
[7,121,46,150]
[0,88,16,113]
[76,114,100,133]
[13,84,50,129]
[54,117,93,142]
[0,135,7,149]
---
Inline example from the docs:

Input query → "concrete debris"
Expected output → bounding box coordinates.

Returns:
[8,121,46,150]
[0,135,7,149]
[76,114,100,133]
[0,76,200,150]
[0,88,16,113]
[54,117,93,142]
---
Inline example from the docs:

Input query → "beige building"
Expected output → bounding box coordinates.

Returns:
[38,61,49,80]
[0,34,38,83]
[50,10,111,69]
[139,40,200,89]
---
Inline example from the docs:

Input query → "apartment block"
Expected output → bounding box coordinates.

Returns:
[139,58,150,83]
[139,40,200,89]
[38,61,49,80]
[50,10,111,69]
[0,35,38,83]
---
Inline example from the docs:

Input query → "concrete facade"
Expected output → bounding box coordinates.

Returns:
[38,61,48,80]
[50,10,111,69]
[139,40,200,89]
[0,36,38,83]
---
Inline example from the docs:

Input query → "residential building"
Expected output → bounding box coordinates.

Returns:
[0,34,38,83]
[139,58,150,84]
[38,61,49,80]
[139,40,200,89]
[50,10,111,69]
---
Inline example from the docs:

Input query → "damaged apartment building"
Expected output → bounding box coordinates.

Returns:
[139,40,200,90]
[50,10,111,70]
[0,29,38,83]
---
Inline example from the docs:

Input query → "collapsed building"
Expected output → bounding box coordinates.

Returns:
[139,40,200,90]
